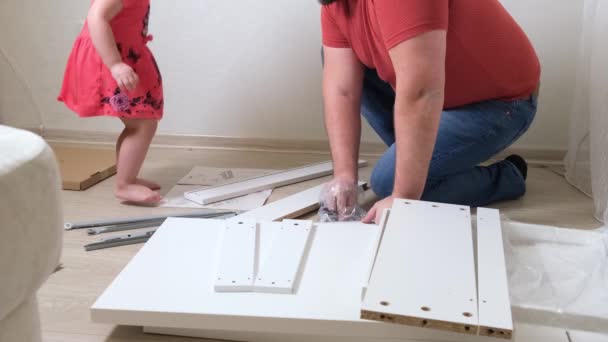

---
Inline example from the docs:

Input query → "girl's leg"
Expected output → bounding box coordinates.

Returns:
[116,126,161,190]
[114,118,161,203]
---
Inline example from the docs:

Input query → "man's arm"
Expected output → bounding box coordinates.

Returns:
[322,46,365,183]
[363,30,446,223]
[390,30,446,198]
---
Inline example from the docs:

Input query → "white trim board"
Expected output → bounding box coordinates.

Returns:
[214,219,258,292]
[476,208,513,339]
[362,200,478,335]
[362,209,390,301]
[233,181,367,222]
[184,160,368,205]
[40,128,567,163]
[254,220,313,294]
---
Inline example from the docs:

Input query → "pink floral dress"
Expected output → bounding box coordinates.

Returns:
[58,0,163,120]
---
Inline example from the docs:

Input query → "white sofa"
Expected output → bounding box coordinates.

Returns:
[0,126,63,342]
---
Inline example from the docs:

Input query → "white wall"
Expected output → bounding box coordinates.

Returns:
[0,0,583,149]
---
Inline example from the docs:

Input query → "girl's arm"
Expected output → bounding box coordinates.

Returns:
[87,0,139,91]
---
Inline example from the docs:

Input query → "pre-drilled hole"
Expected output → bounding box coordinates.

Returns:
[432,205,439,208]
[422,320,428,326]
[232,281,236,283]
[238,222,243,224]
[421,306,431,312]
[380,301,390,306]
[488,329,495,334]
[463,312,473,317]
[499,331,505,335]
[380,314,386,319]
[294,223,299,226]
[404,201,411,204]
[460,208,466,211]
[465,326,471,331]
[271,282,275,285]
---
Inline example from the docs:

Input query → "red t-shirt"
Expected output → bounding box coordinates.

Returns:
[321,0,541,109]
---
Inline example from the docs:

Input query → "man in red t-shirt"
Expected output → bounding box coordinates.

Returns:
[319,0,541,223]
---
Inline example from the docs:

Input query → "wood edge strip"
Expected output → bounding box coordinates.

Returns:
[478,325,513,339]
[361,310,478,336]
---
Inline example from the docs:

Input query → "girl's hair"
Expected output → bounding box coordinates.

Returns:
[319,0,338,4]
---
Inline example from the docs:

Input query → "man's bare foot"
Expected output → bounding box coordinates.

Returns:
[115,184,162,204]
[136,178,161,190]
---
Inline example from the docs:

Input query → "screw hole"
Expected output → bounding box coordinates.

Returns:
[271,282,275,285]
[404,201,411,204]
[483,300,487,303]
[488,329,495,335]
[380,314,386,319]
[294,223,299,226]
[238,222,243,224]
[421,306,431,312]
[460,208,466,211]
[469,299,473,302]
[422,320,428,326]
[465,326,471,331]
[380,301,390,306]
[463,312,473,317]
[232,281,236,284]
[499,331,505,335]
[432,205,439,208]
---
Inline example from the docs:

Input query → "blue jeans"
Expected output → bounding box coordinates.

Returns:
[362,68,537,207]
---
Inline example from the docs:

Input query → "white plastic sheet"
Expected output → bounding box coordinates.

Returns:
[502,220,608,334]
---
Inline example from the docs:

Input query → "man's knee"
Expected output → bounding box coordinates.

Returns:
[370,164,393,199]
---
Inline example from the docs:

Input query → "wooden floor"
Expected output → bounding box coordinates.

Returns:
[39,144,601,342]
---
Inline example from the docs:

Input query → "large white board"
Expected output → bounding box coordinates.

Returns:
[362,200,478,335]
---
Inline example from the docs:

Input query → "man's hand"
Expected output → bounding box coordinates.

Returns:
[111,62,139,92]
[362,196,395,224]
[319,177,365,222]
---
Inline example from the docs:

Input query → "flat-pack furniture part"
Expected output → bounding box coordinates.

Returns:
[361,200,479,335]
[254,220,314,294]
[184,160,367,205]
[92,217,516,342]
[215,219,258,292]
[144,323,573,342]
[233,181,367,223]
[476,208,514,338]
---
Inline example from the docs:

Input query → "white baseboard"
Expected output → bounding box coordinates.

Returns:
[33,128,566,164]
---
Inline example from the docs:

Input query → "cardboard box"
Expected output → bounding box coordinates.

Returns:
[52,145,117,191]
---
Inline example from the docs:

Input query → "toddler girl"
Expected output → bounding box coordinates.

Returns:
[58,0,163,204]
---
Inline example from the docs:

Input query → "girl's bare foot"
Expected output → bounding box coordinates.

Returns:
[136,178,161,190]
[115,184,162,204]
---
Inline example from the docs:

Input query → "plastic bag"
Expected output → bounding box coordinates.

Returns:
[318,179,367,222]
[502,218,608,333]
